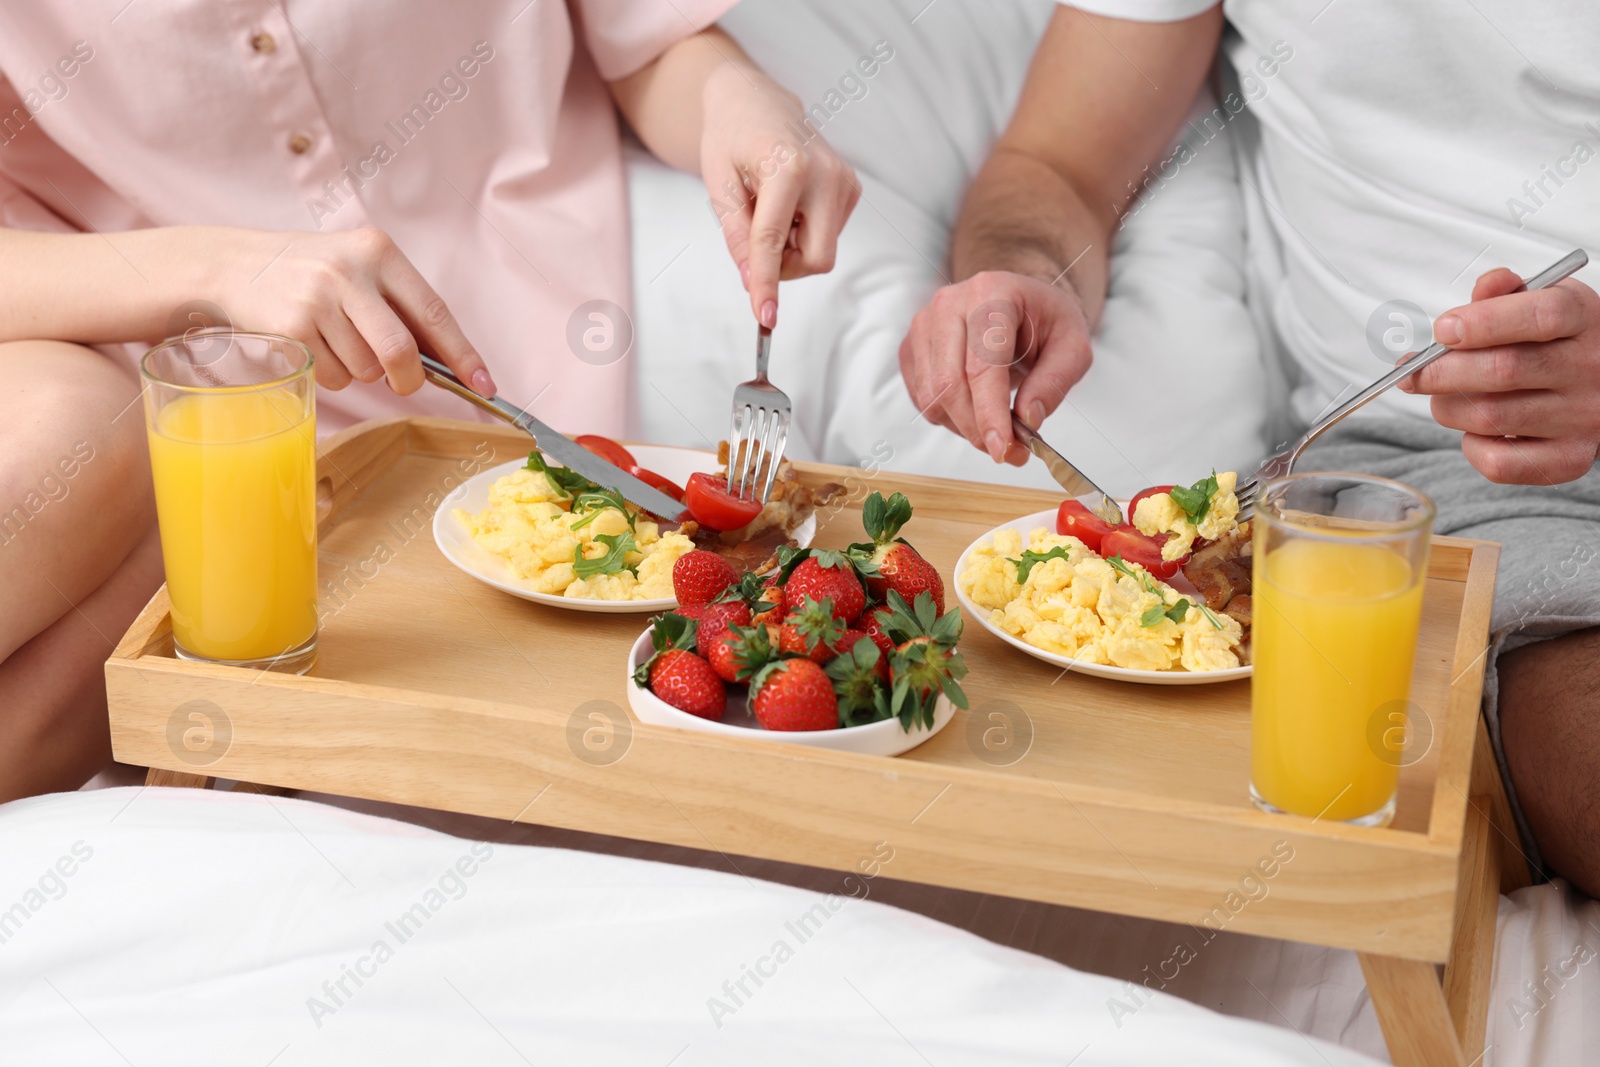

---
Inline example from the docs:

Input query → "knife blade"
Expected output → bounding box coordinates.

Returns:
[1010,416,1124,526]
[419,355,690,523]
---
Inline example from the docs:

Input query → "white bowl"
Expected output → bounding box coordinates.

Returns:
[952,508,1252,686]
[433,444,815,614]
[625,628,954,756]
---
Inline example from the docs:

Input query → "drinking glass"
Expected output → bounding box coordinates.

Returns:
[142,330,318,674]
[1250,472,1434,826]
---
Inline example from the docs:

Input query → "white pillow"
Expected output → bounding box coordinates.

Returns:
[627,0,1268,497]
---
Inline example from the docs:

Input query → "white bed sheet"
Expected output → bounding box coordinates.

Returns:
[0,788,1383,1066]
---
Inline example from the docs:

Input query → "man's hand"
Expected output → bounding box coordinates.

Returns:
[898,271,1093,465]
[700,63,859,329]
[1400,267,1600,484]
[890,6,1220,463]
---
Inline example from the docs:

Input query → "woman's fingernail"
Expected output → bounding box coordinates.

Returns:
[984,430,1005,463]
[1025,400,1046,429]
[760,300,777,329]
[471,368,497,396]
[739,260,750,291]
[1434,314,1462,345]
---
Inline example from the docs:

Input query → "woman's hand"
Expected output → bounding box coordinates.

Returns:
[207,226,494,395]
[1400,267,1600,484]
[699,62,860,329]
[606,28,858,330]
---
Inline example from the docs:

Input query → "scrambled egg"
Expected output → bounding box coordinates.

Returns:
[1132,472,1241,561]
[453,467,694,600]
[959,527,1242,672]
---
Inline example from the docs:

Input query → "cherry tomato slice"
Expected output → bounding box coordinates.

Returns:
[575,434,637,470]
[627,465,685,502]
[1055,499,1122,553]
[1100,526,1182,580]
[684,471,764,531]
[1127,484,1176,523]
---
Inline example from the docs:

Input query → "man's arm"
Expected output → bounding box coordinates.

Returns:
[900,5,1221,463]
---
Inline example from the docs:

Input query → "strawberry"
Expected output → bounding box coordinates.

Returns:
[824,636,891,727]
[705,622,775,684]
[849,491,944,613]
[781,549,866,623]
[633,612,725,720]
[672,550,737,606]
[751,575,785,626]
[750,658,838,732]
[879,590,969,731]
[696,599,752,654]
[860,605,896,656]
[649,650,725,720]
[777,596,849,662]
[834,628,868,660]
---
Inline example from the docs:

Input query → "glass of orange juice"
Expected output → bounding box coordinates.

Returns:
[1250,472,1434,826]
[142,330,318,674]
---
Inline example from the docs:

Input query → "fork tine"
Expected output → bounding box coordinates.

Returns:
[739,403,761,496]
[748,407,777,502]
[726,403,748,494]
[740,407,769,499]
[758,410,790,503]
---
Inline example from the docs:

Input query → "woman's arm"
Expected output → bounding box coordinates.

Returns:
[0,224,493,395]
[608,28,859,330]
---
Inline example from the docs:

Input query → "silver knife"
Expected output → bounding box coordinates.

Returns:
[1011,416,1124,526]
[419,354,690,522]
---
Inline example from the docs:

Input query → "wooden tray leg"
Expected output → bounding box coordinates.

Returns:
[232,780,297,798]
[1442,796,1499,1062]
[145,767,215,789]
[1361,793,1500,1067]
[1359,955,1466,1067]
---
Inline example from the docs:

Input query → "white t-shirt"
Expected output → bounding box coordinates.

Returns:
[1064,0,1600,427]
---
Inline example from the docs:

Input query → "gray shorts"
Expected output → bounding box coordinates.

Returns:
[1299,417,1600,875]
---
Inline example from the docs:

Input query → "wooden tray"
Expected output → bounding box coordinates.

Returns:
[108,416,1512,1064]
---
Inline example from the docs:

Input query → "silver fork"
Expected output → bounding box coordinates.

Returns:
[1236,248,1588,521]
[725,324,793,504]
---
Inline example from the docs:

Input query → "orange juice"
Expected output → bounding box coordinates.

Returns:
[147,389,317,663]
[1251,537,1424,823]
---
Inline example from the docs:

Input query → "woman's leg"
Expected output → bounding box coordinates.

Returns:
[0,340,162,800]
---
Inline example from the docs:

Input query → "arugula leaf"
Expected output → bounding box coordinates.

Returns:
[525,450,599,499]
[1197,604,1225,631]
[1013,546,1072,583]
[1168,472,1220,524]
[1139,596,1192,628]
[1107,554,1164,598]
[569,487,636,532]
[573,531,639,579]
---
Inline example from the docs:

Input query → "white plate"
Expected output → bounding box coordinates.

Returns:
[434,444,814,613]
[952,509,1252,686]
[625,628,954,755]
